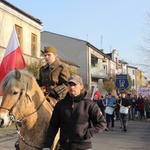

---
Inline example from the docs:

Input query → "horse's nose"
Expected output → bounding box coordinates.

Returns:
[0,118,4,127]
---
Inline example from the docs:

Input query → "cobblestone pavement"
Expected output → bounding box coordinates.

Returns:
[0,120,150,150]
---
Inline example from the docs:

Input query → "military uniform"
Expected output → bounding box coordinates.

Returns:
[39,58,70,100]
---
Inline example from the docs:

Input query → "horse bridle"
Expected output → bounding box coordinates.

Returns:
[0,89,24,123]
[0,88,46,150]
[0,88,47,123]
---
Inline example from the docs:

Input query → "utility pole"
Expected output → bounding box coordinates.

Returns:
[101,35,103,49]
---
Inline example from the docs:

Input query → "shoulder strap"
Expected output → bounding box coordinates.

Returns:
[120,99,122,105]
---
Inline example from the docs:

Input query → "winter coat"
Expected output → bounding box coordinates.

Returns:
[93,99,104,115]
[44,92,106,150]
[145,100,150,112]
[137,97,144,111]
[120,98,131,107]
[38,58,70,100]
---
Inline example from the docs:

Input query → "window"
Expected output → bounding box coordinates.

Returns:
[132,79,135,87]
[15,25,22,48]
[115,57,118,64]
[103,65,107,74]
[132,70,134,75]
[91,57,98,67]
[31,33,37,56]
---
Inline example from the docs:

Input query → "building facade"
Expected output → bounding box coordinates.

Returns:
[0,0,42,63]
[41,31,116,95]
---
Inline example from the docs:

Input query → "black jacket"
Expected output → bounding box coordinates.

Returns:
[44,91,106,150]
[120,98,131,107]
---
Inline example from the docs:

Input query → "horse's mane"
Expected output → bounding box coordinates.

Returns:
[1,70,37,93]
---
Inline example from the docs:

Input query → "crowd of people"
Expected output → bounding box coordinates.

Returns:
[37,45,149,150]
[92,91,150,133]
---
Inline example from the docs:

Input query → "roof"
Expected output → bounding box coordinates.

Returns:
[1,0,42,25]
[106,53,112,58]
[127,65,138,69]
[119,59,128,64]
[87,43,111,59]
[42,31,87,43]
[58,57,80,68]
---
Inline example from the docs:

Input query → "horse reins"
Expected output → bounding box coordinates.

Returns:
[15,125,42,150]
[14,95,46,150]
[0,88,46,150]
[15,95,54,150]
[14,96,46,122]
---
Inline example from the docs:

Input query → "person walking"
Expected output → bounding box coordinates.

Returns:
[43,75,106,150]
[93,93,104,115]
[103,93,116,131]
[130,95,137,121]
[144,95,150,121]
[37,46,70,100]
[115,96,121,121]
[137,95,144,121]
[103,94,109,119]
[119,92,131,132]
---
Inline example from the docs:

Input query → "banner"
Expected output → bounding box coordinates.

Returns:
[138,87,150,97]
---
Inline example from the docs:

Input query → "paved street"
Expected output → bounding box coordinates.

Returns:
[92,120,150,150]
[0,124,18,150]
[0,120,150,150]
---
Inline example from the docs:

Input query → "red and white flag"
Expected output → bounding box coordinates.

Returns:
[91,86,101,100]
[0,27,26,85]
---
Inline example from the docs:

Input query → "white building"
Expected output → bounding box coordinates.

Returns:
[41,31,112,94]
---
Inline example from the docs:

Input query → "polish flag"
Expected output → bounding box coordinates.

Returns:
[91,86,101,100]
[0,27,26,85]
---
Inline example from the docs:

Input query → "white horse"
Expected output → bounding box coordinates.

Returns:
[0,69,59,150]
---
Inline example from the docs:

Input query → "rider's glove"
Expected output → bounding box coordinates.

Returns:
[48,90,59,99]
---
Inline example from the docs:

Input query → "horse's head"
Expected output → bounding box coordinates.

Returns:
[0,69,32,127]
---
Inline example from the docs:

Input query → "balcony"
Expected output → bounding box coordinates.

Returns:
[91,67,107,79]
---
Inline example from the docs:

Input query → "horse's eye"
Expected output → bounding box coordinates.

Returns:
[12,91,18,95]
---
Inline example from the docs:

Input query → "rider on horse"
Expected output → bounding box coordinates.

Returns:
[37,46,70,100]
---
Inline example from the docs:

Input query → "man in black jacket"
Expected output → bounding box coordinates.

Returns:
[43,75,106,150]
[119,92,131,132]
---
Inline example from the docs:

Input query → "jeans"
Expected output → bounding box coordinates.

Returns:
[120,113,128,127]
[130,107,136,120]
[106,113,114,128]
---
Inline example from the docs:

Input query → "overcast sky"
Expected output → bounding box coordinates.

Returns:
[7,0,150,78]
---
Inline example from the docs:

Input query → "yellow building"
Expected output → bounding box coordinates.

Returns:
[137,69,147,88]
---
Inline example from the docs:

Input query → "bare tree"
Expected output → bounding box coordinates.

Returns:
[137,12,150,78]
